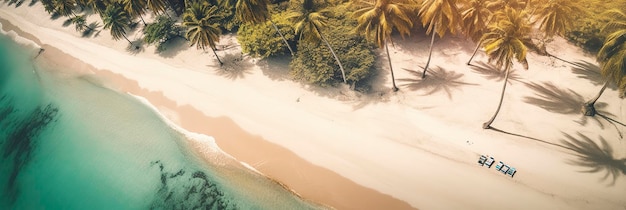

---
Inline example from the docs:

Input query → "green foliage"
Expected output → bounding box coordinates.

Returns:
[290,5,376,89]
[143,16,183,52]
[566,0,626,52]
[237,10,296,58]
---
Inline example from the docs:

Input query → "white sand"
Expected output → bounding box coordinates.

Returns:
[1,2,625,209]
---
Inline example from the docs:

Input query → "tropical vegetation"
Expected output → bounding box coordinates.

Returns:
[14,0,626,130]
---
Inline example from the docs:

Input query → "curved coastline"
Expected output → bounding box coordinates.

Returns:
[0,13,415,210]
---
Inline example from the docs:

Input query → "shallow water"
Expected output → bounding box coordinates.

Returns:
[0,32,320,209]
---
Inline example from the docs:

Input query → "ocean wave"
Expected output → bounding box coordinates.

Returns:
[127,94,263,175]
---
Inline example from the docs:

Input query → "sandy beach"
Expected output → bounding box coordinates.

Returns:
[1,2,625,209]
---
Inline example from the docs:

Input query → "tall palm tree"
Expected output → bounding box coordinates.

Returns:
[462,0,494,65]
[88,0,110,15]
[352,0,413,91]
[231,0,295,56]
[482,7,531,129]
[123,0,148,25]
[418,0,461,78]
[183,3,224,65]
[292,0,347,83]
[583,9,626,116]
[102,2,133,45]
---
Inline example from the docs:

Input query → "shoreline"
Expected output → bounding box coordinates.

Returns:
[0,17,415,210]
[2,2,625,209]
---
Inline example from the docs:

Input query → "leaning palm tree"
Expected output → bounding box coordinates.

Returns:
[462,0,494,65]
[482,7,531,129]
[352,0,413,91]
[123,0,148,25]
[418,0,462,78]
[292,0,347,83]
[102,2,133,45]
[183,3,224,65]
[230,0,295,56]
[583,9,626,116]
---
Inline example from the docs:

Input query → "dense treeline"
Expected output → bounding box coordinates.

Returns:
[3,0,625,128]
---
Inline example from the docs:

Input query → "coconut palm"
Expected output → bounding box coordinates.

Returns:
[53,0,77,17]
[231,0,295,56]
[352,0,413,91]
[292,0,347,83]
[418,0,461,78]
[147,0,168,16]
[534,0,583,38]
[482,7,531,129]
[462,0,494,65]
[583,9,626,116]
[102,2,133,45]
[183,3,224,65]
[88,0,109,15]
[123,0,148,25]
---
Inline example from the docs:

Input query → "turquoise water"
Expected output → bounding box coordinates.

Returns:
[0,33,320,209]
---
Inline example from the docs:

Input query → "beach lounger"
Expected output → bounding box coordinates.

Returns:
[478,155,487,166]
[500,165,510,174]
[484,157,495,168]
[507,167,516,177]
[495,161,504,171]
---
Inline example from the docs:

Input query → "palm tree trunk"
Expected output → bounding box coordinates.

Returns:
[582,80,609,116]
[269,19,294,57]
[483,65,511,129]
[467,39,483,65]
[385,40,399,92]
[123,34,132,45]
[422,25,436,79]
[210,47,223,66]
[140,15,147,26]
[315,25,347,84]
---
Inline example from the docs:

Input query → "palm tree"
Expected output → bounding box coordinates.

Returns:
[583,9,626,116]
[482,7,531,129]
[53,0,77,17]
[147,0,168,16]
[418,0,461,78]
[87,0,109,15]
[231,0,295,56]
[462,0,493,65]
[534,0,583,38]
[352,0,413,91]
[183,3,224,65]
[123,0,148,26]
[292,0,347,83]
[103,2,133,45]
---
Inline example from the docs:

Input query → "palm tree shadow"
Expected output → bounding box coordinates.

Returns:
[125,39,145,55]
[522,81,617,128]
[81,22,101,38]
[489,126,573,151]
[398,66,477,99]
[571,61,617,90]
[28,0,37,6]
[212,53,253,80]
[470,61,521,83]
[561,132,626,186]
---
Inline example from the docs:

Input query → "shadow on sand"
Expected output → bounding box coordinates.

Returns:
[571,61,617,90]
[522,81,624,132]
[469,61,521,83]
[398,66,476,99]
[257,55,292,81]
[561,132,626,186]
[212,53,253,80]
[125,39,145,55]
[157,37,189,58]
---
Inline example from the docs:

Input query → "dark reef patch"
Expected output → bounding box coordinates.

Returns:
[149,160,236,210]
[0,95,59,205]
